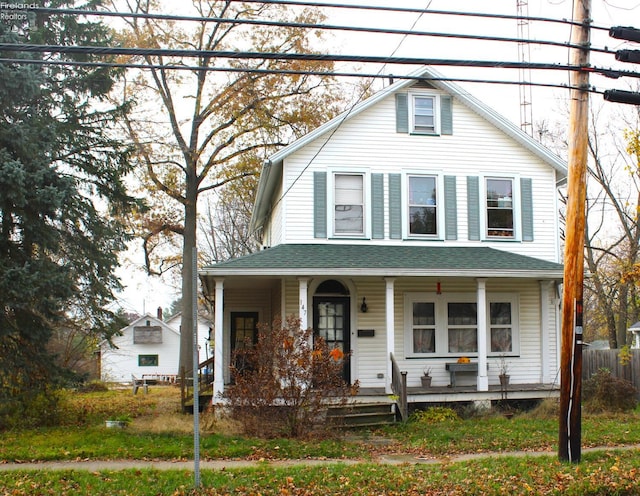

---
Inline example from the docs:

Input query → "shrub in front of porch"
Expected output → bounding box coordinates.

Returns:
[223,316,358,438]
[583,368,638,413]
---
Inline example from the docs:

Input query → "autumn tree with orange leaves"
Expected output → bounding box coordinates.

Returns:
[110,0,351,374]
[582,105,640,348]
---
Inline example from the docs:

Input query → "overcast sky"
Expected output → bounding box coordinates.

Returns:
[322,0,637,124]
[114,0,639,316]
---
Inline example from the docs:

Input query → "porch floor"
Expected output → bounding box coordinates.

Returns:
[356,383,560,405]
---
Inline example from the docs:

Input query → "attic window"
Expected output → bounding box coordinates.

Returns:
[396,93,452,135]
[412,95,436,134]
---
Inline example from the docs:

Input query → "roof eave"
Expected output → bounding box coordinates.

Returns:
[200,268,564,279]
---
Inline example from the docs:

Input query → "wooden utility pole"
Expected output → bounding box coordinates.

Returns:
[559,0,591,464]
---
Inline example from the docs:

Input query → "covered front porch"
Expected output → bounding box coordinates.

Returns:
[199,244,564,406]
[335,382,560,425]
[359,384,560,405]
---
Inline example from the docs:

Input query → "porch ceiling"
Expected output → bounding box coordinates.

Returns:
[200,244,563,279]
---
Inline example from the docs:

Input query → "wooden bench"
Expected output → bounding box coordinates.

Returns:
[445,362,485,387]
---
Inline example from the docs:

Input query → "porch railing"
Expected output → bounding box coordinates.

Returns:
[180,357,215,413]
[390,352,408,421]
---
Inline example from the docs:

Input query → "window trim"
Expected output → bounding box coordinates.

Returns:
[328,169,370,238]
[409,93,441,135]
[404,292,520,358]
[138,354,159,367]
[489,296,520,354]
[402,172,445,239]
[481,175,521,241]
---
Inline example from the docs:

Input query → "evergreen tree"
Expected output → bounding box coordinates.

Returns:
[0,1,137,427]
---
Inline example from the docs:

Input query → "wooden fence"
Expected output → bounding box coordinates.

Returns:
[582,349,640,393]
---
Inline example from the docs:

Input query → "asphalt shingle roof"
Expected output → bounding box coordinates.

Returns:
[200,244,563,279]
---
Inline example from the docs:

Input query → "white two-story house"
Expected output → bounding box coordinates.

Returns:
[200,67,566,406]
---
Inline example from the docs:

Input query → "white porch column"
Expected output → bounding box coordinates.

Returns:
[476,278,489,391]
[540,280,552,383]
[298,278,309,330]
[385,277,396,394]
[213,278,225,404]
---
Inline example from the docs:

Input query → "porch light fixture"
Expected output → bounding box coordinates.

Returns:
[360,297,368,313]
[437,282,442,295]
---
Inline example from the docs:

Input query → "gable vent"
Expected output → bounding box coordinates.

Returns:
[411,79,437,89]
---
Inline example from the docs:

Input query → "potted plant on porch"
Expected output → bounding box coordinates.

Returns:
[498,355,510,387]
[421,367,432,388]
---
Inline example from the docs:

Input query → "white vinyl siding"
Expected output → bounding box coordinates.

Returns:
[394,279,537,387]
[278,86,560,262]
[221,277,555,390]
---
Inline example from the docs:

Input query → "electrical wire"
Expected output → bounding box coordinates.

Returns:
[0,56,608,94]
[30,5,624,58]
[1,43,636,81]
[36,1,609,31]
[28,7,602,54]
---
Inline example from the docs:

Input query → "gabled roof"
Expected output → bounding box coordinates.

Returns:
[99,313,179,349]
[122,313,179,336]
[251,66,568,231]
[200,244,563,279]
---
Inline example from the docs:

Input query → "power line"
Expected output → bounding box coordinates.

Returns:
[29,4,587,26]
[28,7,611,54]
[1,43,636,80]
[41,1,607,31]
[0,56,606,94]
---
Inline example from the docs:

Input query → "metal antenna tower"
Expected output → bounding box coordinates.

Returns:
[517,0,534,136]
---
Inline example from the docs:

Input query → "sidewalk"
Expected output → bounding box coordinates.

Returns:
[2,445,639,472]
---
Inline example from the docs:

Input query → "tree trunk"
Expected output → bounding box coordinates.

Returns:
[617,284,628,348]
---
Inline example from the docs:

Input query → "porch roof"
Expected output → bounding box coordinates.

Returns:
[200,244,564,279]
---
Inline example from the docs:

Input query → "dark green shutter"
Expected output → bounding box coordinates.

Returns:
[371,173,384,239]
[441,95,453,135]
[313,171,327,238]
[467,176,480,241]
[444,175,457,240]
[521,177,534,241]
[395,93,409,133]
[389,173,402,239]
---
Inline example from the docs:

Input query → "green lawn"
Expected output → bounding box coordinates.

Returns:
[2,387,640,495]
[2,450,640,495]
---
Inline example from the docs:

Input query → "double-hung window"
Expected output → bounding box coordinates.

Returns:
[412,302,436,353]
[486,178,514,238]
[405,293,518,357]
[412,95,436,134]
[334,173,364,235]
[408,175,437,236]
[447,302,478,353]
[490,301,513,352]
